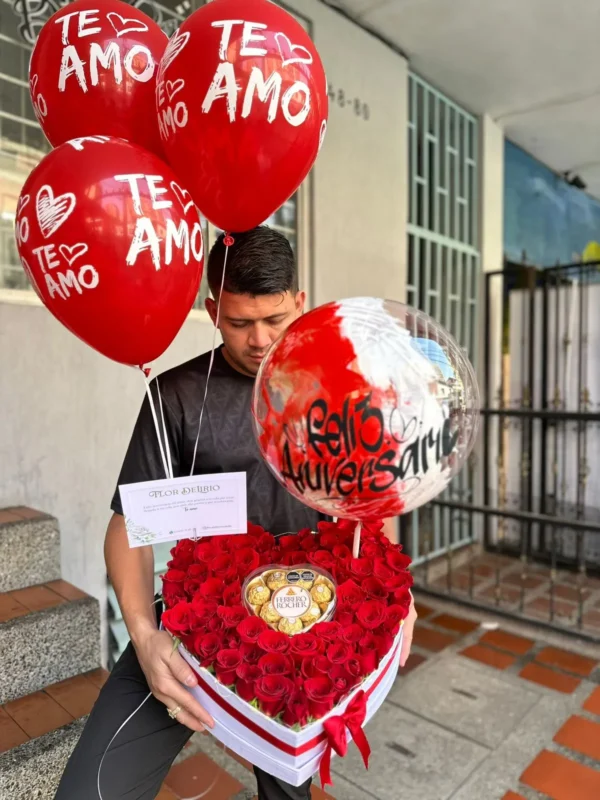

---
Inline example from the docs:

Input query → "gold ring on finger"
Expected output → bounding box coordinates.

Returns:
[167,705,182,720]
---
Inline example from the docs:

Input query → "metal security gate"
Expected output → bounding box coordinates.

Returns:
[403,72,480,564]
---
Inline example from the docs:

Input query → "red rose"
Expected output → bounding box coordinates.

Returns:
[223,580,242,607]
[304,676,337,718]
[215,649,243,685]
[329,664,358,698]
[223,632,241,650]
[282,690,310,728]
[247,522,267,537]
[386,550,412,572]
[290,633,321,663]
[240,642,262,664]
[360,650,379,675]
[319,532,343,549]
[335,604,356,627]
[356,600,387,630]
[236,663,261,683]
[337,580,366,608]
[385,604,407,630]
[333,564,352,585]
[374,631,394,659]
[349,557,373,579]
[327,642,352,665]
[301,659,320,679]
[393,587,412,612]
[308,550,337,571]
[187,563,209,580]
[199,577,225,601]
[237,616,268,644]
[282,550,307,567]
[340,623,363,645]
[161,569,186,605]
[234,547,260,574]
[257,629,290,654]
[258,652,293,676]
[192,631,221,666]
[361,540,386,560]
[358,631,377,652]
[161,568,185,588]
[195,541,217,562]
[217,605,249,629]
[255,532,276,552]
[362,520,385,537]
[279,534,301,550]
[210,554,237,582]
[332,544,352,561]
[372,558,394,582]
[254,675,295,717]
[168,539,196,570]
[312,621,342,643]
[362,577,389,601]
[385,573,413,592]
[346,658,362,678]
[184,562,210,596]
[300,535,320,552]
[236,676,258,703]
[191,598,218,624]
[207,616,225,633]
[162,601,193,635]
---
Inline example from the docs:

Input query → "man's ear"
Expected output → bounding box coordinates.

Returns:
[295,290,306,315]
[205,297,217,325]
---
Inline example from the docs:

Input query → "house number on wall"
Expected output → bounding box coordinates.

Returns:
[327,84,370,121]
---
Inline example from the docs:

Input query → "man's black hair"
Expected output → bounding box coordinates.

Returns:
[207,226,298,297]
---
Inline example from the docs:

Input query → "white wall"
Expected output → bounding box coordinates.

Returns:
[0,2,409,662]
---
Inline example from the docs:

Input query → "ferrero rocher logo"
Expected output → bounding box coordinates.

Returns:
[272,585,311,618]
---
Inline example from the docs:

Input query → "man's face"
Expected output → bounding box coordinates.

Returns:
[206,289,305,376]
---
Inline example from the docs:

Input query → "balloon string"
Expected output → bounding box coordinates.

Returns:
[142,370,171,480]
[352,521,362,558]
[190,236,231,477]
[156,376,174,480]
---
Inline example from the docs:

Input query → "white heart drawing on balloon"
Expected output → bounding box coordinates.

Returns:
[36,185,76,239]
[107,12,149,37]
[274,32,313,68]
[18,194,30,215]
[166,79,185,102]
[59,242,89,266]
[170,181,194,214]
[161,29,190,74]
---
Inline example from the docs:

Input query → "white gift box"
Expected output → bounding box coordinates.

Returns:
[180,626,403,787]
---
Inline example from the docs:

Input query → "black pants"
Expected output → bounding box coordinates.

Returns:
[54,640,312,799]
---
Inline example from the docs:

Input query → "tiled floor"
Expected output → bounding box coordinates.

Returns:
[0,669,109,753]
[0,578,88,624]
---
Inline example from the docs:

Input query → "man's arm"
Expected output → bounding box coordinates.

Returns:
[105,513,214,732]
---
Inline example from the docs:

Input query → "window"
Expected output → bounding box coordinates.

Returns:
[405,72,480,564]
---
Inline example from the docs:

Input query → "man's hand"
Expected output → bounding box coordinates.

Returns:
[135,628,215,733]
[399,593,417,668]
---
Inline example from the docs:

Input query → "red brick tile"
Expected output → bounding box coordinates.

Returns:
[474,563,496,578]
[45,675,100,718]
[156,786,179,800]
[501,793,526,800]
[432,572,474,592]
[4,691,73,739]
[0,510,22,524]
[553,583,592,603]
[582,608,600,631]
[583,686,600,716]
[45,579,88,601]
[519,662,581,694]
[501,572,547,590]
[554,715,600,761]
[5,506,46,520]
[477,585,521,605]
[9,585,65,613]
[0,706,29,753]
[460,644,516,670]
[414,602,435,619]
[311,786,336,799]
[430,613,479,635]
[521,749,600,800]
[479,629,535,656]
[535,646,598,677]
[525,595,578,620]
[412,626,457,652]
[399,653,427,674]
[165,752,243,799]
[85,668,110,689]
[0,593,29,623]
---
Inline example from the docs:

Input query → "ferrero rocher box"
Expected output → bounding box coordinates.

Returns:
[242,565,337,634]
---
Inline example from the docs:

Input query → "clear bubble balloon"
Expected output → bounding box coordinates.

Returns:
[252,297,480,520]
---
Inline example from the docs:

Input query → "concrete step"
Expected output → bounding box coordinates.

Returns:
[0,508,61,593]
[0,582,101,703]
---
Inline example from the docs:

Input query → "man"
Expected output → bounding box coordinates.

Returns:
[55,226,416,800]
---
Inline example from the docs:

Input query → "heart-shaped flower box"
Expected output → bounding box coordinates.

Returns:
[161,520,412,787]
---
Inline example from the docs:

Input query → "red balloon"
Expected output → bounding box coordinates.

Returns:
[15,137,204,366]
[29,0,167,154]
[157,0,328,231]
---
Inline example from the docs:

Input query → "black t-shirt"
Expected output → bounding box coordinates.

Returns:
[111,347,321,534]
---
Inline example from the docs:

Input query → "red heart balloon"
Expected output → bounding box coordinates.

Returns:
[157,0,328,231]
[30,0,167,155]
[15,137,204,366]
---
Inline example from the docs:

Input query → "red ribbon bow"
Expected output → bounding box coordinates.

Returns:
[319,690,371,787]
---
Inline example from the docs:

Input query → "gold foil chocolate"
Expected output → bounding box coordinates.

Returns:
[247,584,271,606]
[279,617,303,635]
[260,603,282,624]
[266,570,288,591]
[311,584,332,604]
[300,603,322,625]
